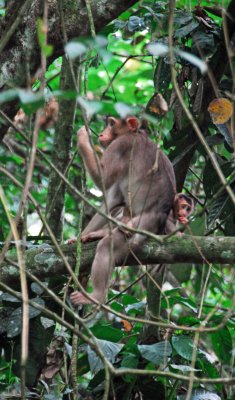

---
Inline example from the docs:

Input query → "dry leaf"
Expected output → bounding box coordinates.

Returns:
[208,98,233,124]
[146,93,168,116]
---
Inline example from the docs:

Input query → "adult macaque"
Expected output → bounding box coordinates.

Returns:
[80,204,128,243]
[81,193,194,243]
[71,116,176,305]
[165,193,194,234]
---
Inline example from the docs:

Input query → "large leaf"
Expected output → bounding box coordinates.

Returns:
[91,323,124,342]
[138,341,172,364]
[87,339,124,373]
[172,335,195,361]
[192,31,215,55]
[178,390,221,400]
[6,298,44,338]
[174,20,199,38]
[65,41,87,59]
[210,327,232,363]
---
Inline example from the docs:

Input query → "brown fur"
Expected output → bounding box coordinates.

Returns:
[71,117,176,305]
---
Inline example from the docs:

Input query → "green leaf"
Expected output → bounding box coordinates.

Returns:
[88,339,124,373]
[176,49,207,74]
[115,102,138,118]
[177,316,201,327]
[88,369,105,390]
[91,324,124,342]
[18,89,44,114]
[0,88,19,104]
[192,31,215,54]
[121,353,139,369]
[121,294,139,306]
[162,296,197,313]
[210,327,232,363]
[65,41,87,59]
[77,96,102,118]
[138,341,172,364]
[170,364,201,372]
[172,335,195,361]
[148,42,168,57]
[148,43,207,74]
[174,20,199,38]
[128,16,146,32]
[174,12,193,26]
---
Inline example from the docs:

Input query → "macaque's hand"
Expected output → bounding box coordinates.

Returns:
[119,219,135,237]
[77,126,90,147]
[178,216,188,224]
[70,291,92,305]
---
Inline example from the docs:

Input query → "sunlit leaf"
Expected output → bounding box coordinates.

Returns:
[148,43,207,74]
[170,364,201,372]
[77,96,102,118]
[65,41,87,59]
[176,49,207,74]
[0,89,19,104]
[18,89,45,114]
[88,339,124,373]
[128,16,146,32]
[147,42,168,56]
[178,390,221,400]
[172,335,195,360]
[138,341,172,364]
[115,102,137,118]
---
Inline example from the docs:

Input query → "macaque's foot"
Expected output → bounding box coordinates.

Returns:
[70,291,92,306]
[176,231,184,237]
[67,237,77,244]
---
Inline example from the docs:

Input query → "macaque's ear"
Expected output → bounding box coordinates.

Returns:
[126,116,139,132]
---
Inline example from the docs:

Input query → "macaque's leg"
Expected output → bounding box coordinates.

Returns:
[82,212,107,236]
[71,210,169,306]
[81,205,124,243]
[71,228,129,305]
[81,227,109,243]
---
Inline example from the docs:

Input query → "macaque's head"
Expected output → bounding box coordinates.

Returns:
[99,116,140,148]
[175,193,194,224]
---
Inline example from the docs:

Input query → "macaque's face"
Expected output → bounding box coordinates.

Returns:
[99,116,139,148]
[176,198,192,224]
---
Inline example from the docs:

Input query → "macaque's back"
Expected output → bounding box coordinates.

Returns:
[102,132,175,219]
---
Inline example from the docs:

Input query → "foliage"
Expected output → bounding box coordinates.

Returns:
[0,0,234,399]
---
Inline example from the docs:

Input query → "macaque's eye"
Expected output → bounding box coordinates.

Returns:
[108,117,116,127]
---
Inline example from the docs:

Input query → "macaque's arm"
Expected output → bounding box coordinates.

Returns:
[78,126,103,189]
[165,210,176,234]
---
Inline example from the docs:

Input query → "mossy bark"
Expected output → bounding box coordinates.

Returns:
[1,234,235,286]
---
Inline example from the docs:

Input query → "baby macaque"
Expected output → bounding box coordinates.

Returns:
[165,193,194,234]
[70,116,176,305]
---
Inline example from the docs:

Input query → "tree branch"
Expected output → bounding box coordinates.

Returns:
[1,235,235,286]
